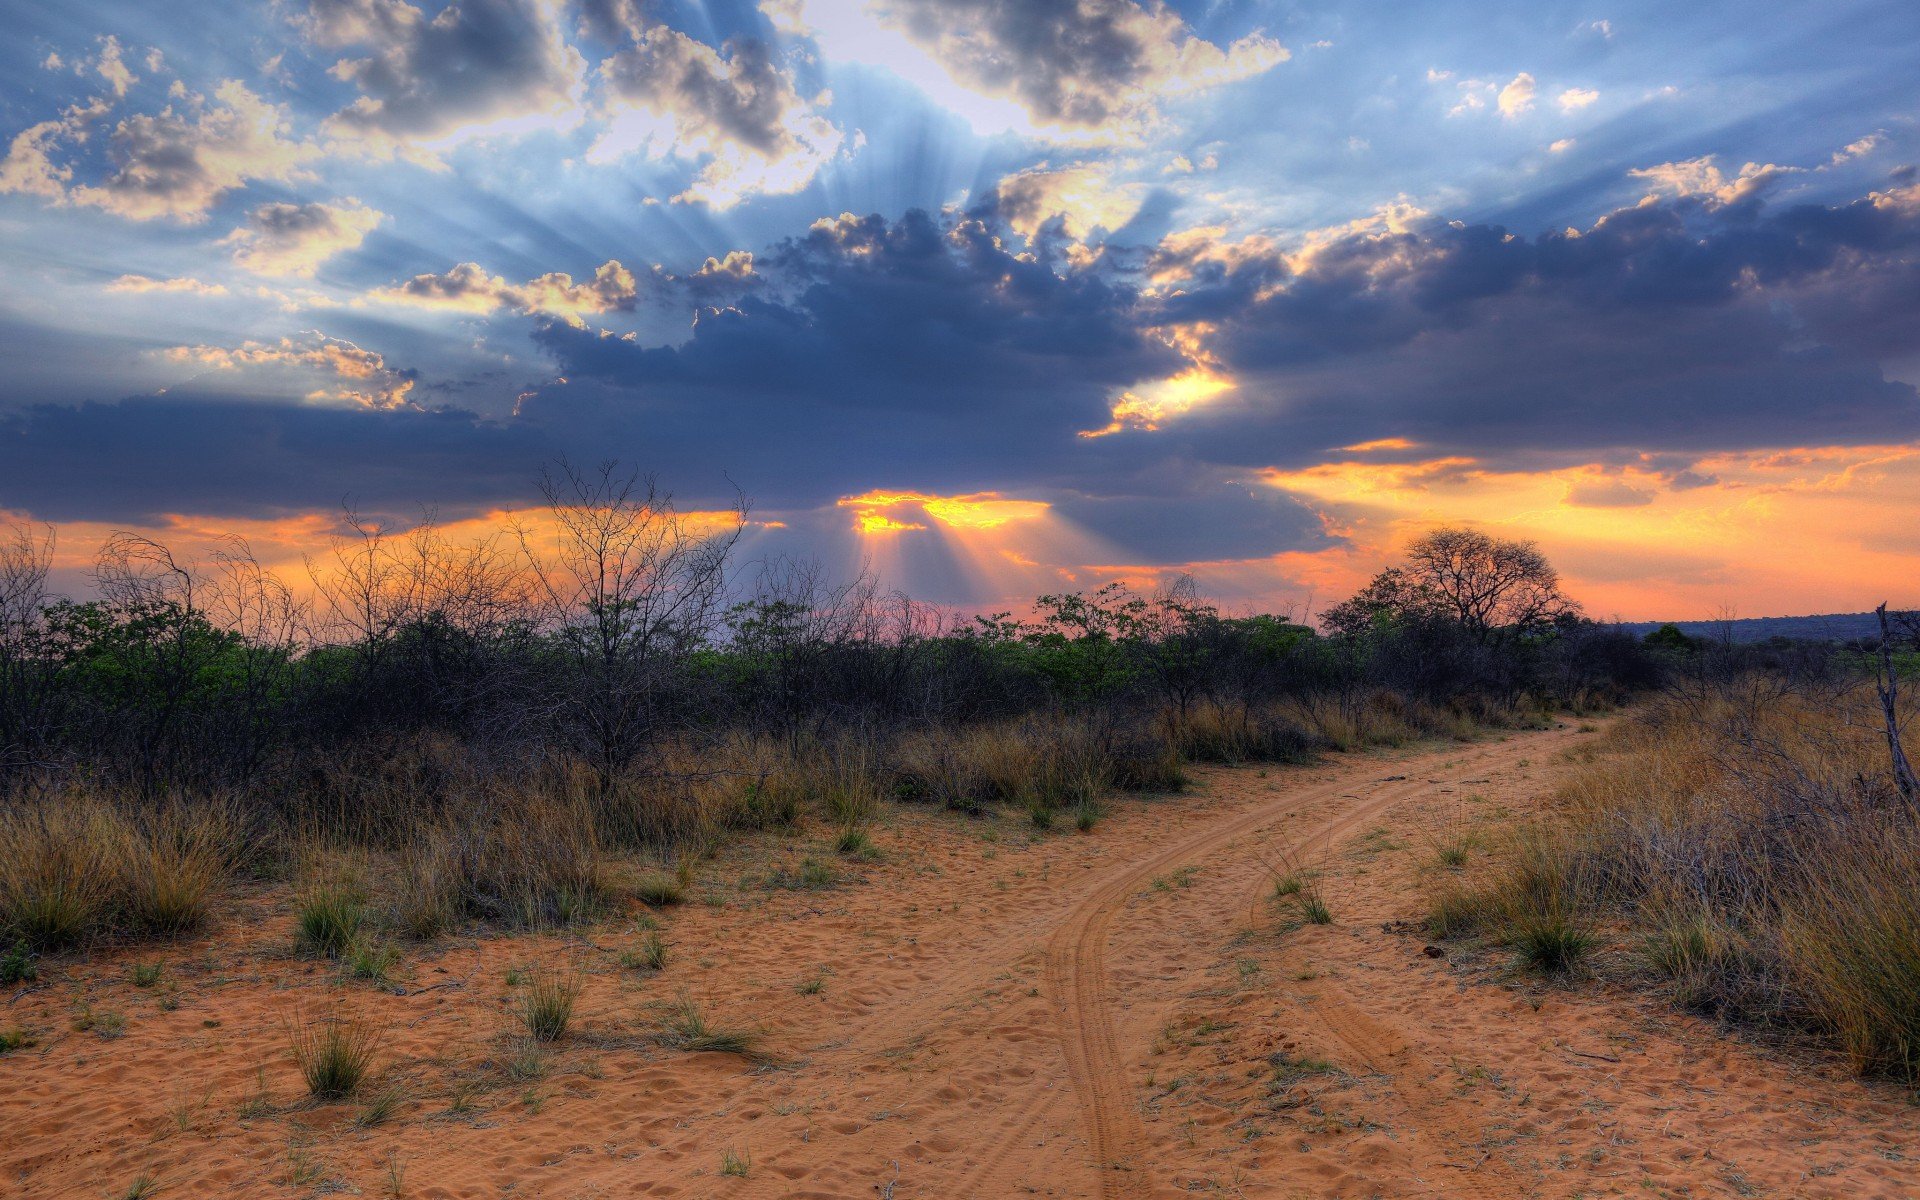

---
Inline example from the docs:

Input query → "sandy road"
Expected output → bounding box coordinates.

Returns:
[14,718,1920,1199]
[950,726,1583,1198]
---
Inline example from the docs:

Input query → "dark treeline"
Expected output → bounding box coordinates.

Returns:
[2,462,1662,810]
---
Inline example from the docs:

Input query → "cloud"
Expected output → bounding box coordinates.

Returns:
[89,35,138,98]
[1628,155,1799,205]
[161,331,418,408]
[1557,87,1598,111]
[1144,181,1920,464]
[372,259,638,322]
[1832,134,1883,164]
[0,398,549,523]
[370,250,752,323]
[223,198,384,276]
[519,206,1184,505]
[107,274,230,296]
[0,99,111,202]
[314,0,586,160]
[588,18,843,207]
[0,82,319,222]
[865,0,1287,132]
[991,161,1141,240]
[1549,138,1575,154]
[1497,72,1536,118]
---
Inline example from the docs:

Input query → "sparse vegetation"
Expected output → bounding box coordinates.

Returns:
[621,930,667,972]
[651,994,760,1057]
[294,882,368,960]
[517,967,582,1042]
[290,1012,382,1100]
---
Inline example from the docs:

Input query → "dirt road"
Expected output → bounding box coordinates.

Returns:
[11,721,1918,1198]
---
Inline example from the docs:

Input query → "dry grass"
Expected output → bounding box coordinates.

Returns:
[651,993,761,1057]
[0,795,239,949]
[1474,678,1920,1076]
[1167,700,1324,766]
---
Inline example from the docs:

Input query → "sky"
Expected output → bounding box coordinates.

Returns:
[1,0,1917,621]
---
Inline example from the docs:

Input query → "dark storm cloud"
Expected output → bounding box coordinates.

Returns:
[1053,481,1330,563]
[871,0,1286,128]
[0,397,552,522]
[521,206,1184,499]
[1148,184,1920,462]
[312,0,583,154]
[4,180,1917,568]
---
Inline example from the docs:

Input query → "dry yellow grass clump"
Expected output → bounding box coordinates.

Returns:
[1453,676,1920,1080]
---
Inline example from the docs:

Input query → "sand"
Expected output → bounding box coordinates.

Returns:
[5,721,1916,1198]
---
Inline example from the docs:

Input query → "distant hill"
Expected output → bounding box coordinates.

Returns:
[1617,612,1885,644]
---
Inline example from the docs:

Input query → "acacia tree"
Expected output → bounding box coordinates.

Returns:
[1324,527,1578,645]
[519,461,744,790]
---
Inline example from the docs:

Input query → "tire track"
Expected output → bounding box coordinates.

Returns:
[953,729,1567,1198]
[962,771,1435,1196]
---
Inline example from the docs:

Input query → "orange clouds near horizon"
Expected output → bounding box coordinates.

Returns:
[10,440,1916,626]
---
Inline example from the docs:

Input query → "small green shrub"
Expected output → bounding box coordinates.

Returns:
[1510,910,1596,973]
[635,871,686,907]
[347,941,400,985]
[1,940,37,985]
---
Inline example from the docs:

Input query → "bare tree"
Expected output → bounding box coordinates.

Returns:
[0,520,59,791]
[518,461,744,788]
[1875,603,1918,800]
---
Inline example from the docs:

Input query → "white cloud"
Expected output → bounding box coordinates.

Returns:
[107,274,230,296]
[1558,87,1599,111]
[223,199,385,276]
[800,0,1286,139]
[1629,155,1800,205]
[0,82,316,222]
[163,331,416,408]
[1498,72,1537,119]
[589,19,843,208]
[92,36,137,98]
[993,161,1141,240]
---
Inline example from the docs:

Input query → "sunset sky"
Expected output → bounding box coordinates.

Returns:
[2,0,1917,620]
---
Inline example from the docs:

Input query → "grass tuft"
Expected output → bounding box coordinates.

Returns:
[290,1012,382,1101]
[517,967,582,1042]
[295,882,368,959]
[651,993,761,1057]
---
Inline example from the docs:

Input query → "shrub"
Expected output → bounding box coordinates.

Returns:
[0,940,36,985]
[635,869,687,907]
[1779,837,1920,1080]
[1509,908,1596,973]
[621,930,666,972]
[347,940,400,985]
[390,828,463,940]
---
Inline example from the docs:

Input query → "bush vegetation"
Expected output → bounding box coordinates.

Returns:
[0,470,1661,962]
